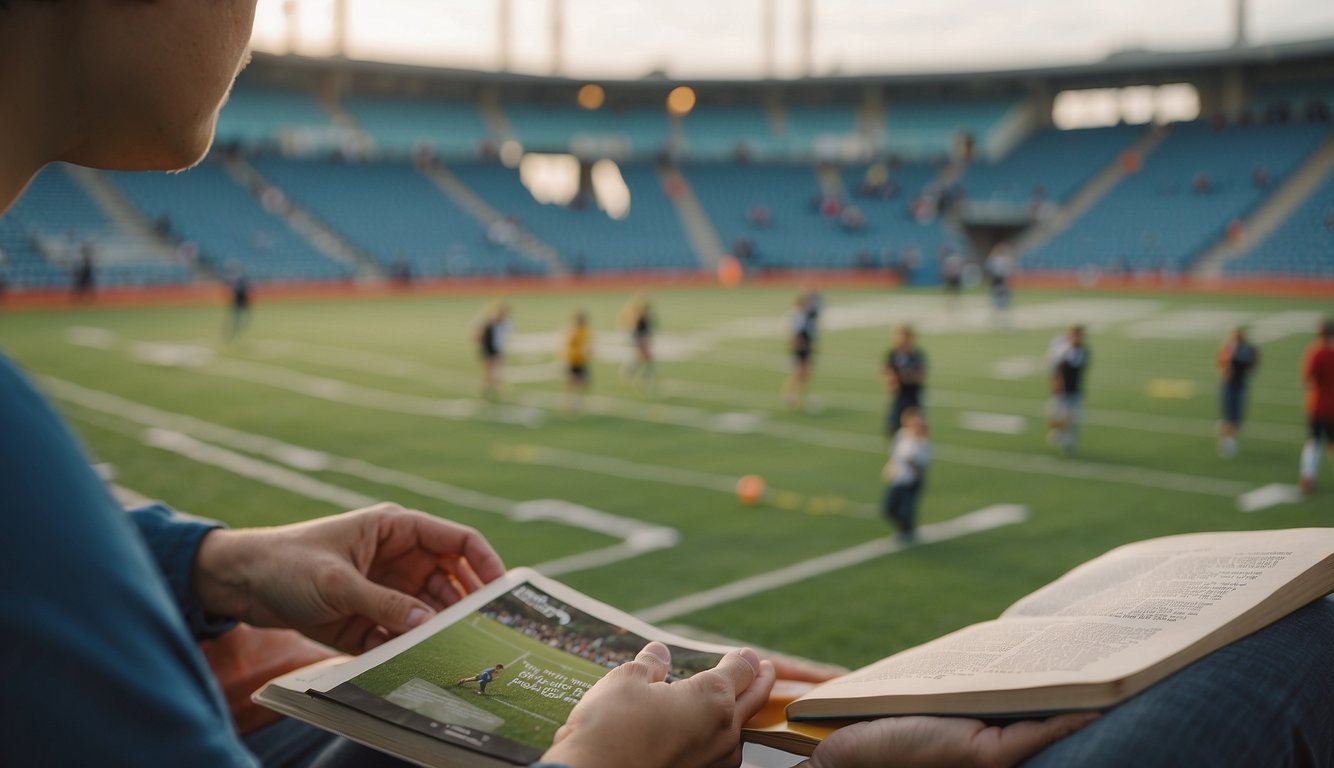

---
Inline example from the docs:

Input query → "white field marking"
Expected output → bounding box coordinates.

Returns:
[1123,309,1258,340]
[958,411,1028,435]
[494,443,879,520]
[45,377,677,574]
[66,326,118,349]
[991,356,1039,380]
[129,341,215,368]
[1237,483,1303,513]
[635,505,1029,623]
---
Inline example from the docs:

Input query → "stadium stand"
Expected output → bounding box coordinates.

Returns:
[2,165,194,289]
[502,104,670,157]
[685,161,952,278]
[111,161,350,283]
[449,161,696,272]
[214,86,337,147]
[343,95,493,157]
[1023,121,1332,273]
[253,157,547,278]
[1224,170,1334,278]
[680,104,781,160]
[883,99,1021,158]
[1247,81,1334,121]
[782,105,860,152]
[960,125,1145,205]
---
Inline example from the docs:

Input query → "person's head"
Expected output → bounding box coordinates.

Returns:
[1320,319,1334,342]
[1,0,259,203]
[1229,325,1247,344]
[900,407,927,436]
[495,663,504,670]
[895,324,915,349]
[493,301,509,321]
[1068,324,1085,346]
[574,310,587,327]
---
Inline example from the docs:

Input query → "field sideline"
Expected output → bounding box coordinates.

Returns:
[2,284,1329,668]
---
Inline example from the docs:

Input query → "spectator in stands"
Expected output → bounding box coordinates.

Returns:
[72,242,95,302]
[1252,166,1272,189]
[746,203,772,228]
[563,309,593,413]
[476,301,509,401]
[1216,326,1259,459]
[1192,171,1213,195]
[819,194,843,220]
[839,204,865,233]
[900,245,920,286]
[390,256,413,286]
[1299,319,1334,494]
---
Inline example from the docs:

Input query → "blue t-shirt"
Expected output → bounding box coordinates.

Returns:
[0,354,256,766]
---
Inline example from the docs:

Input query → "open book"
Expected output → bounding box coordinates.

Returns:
[256,528,1334,764]
[750,527,1334,754]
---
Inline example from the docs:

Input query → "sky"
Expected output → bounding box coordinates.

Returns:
[249,0,1334,79]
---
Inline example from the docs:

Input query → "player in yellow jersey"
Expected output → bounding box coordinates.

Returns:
[564,310,593,413]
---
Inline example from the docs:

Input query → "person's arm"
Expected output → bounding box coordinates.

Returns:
[128,502,236,639]
[191,502,505,653]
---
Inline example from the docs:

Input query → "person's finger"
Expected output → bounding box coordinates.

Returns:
[691,647,761,699]
[733,659,777,724]
[633,641,672,684]
[426,569,463,607]
[411,516,506,584]
[979,712,1100,767]
[331,567,436,636]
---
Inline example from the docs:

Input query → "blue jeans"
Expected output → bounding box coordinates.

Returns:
[1024,595,1334,767]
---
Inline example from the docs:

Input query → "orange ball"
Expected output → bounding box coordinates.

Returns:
[736,474,766,505]
[718,255,743,288]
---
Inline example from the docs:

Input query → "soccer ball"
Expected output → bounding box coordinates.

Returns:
[736,474,766,505]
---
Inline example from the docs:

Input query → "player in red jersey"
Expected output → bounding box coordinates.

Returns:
[1299,319,1334,494]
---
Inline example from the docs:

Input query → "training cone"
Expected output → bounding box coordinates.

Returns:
[736,474,766,505]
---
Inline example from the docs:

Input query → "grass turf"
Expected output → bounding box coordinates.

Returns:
[2,284,1330,669]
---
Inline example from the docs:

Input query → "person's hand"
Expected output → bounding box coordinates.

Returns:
[192,502,505,653]
[542,641,776,768]
[798,712,1099,768]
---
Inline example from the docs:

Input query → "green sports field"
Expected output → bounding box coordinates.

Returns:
[2,285,1330,669]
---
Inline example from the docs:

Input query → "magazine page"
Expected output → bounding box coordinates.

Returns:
[302,568,736,765]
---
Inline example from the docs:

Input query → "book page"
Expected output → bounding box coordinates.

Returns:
[1001,529,1334,624]
[299,568,735,765]
[795,529,1334,712]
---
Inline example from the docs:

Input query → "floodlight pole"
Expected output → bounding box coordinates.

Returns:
[332,0,348,58]
[761,0,776,78]
[1233,0,1247,47]
[551,0,565,75]
[498,0,512,71]
[799,0,814,77]
[283,0,299,54]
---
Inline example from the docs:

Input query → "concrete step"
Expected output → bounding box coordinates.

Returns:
[420,162,567,275]
[62,165,205,277]
[660,165,726,269]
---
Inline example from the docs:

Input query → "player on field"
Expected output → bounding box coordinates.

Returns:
[1216,326,1259,458]
[884,324,927,436]
[619,295,655,388]
[985,243,1015,329]
[882,407,930,542]
[1048,325,1090,456]
[1299,319,1334,494]
[456,663,505,695]
[475,302,509,400]
[940,249,964,315]
[564,309,593,413]
[783,293,818,409]
[224,262,251,341]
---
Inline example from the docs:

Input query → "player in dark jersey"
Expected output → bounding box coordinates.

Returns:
[456,663,505,695]
[1300,319,1334,493]
[1216,326,1259,458]
[784,293,817,409]
[883,324,927,436]
[620,295,655,389]
[986,244,1015,329]
[224,261,251,341]
[940,249,964,314]
[475,302,509,400]
[1048,325,1090,456]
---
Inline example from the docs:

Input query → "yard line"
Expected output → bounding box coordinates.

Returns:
[1236,483,1303,513]
[47,377,678,574]
[635,505,1029,624]
[466,619,601,679]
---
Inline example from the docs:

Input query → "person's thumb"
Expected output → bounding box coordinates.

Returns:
[336,571,436,635]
